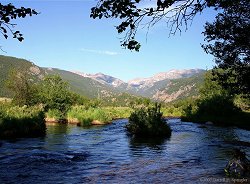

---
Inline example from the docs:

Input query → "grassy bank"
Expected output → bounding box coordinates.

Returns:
[161,107,182,117]
[0,104,46,139]
[67,106,132,126]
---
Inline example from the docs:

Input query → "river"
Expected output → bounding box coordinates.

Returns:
[0,119,249,183]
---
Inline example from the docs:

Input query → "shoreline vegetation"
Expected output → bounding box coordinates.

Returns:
[45,106,132,126]
[1,99,249,140]
[0,71,249,139]
[0,105,46,139]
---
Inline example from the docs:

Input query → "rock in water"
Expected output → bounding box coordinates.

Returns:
[205,121,213,125]
[224,149,250,177]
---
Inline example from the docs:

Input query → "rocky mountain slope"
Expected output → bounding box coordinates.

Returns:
[72,69,206,101]
[152,72,205,102]
[127,69,204,89]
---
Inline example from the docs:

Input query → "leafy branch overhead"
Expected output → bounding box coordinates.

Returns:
[90,0,235,51]
[0,3,38,42]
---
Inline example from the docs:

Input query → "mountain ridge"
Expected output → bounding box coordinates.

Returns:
[72,69,205,89]
[0,55,206,103]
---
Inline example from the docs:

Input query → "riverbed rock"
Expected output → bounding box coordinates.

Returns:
[45,118,57,122]
[68,118,80,125]
[198,125,207,128]
[205,121,213,125]
[91,120,110,125]
[225,149,250,177]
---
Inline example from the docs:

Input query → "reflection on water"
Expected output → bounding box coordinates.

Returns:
[0,118,249,183]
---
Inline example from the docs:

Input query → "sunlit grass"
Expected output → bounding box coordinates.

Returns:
[0,104,46,139]
[161,107,183,117]
[67,106,132,126]
[45,109,64,121]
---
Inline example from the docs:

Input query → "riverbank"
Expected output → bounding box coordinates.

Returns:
[0,105,46,139]
[181,111,250,130]
[45,106,132,126]
[1,101,249,140]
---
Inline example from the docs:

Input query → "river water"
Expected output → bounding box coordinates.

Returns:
[0,119,249,184]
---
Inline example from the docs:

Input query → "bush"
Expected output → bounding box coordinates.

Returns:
[126,103,172,138]
[182,95,243,125]
[0,105,46,139]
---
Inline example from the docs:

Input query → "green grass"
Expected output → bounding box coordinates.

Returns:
[45,109,64,121]
[67,106,132,126]
[103,107,132,119]
[161,107,183,117]
[0,104,46,139]
[67,106,111,126]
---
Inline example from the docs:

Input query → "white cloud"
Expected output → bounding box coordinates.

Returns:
[80,48,119,56]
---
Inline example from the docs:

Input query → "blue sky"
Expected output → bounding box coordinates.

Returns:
[2,0,216,81]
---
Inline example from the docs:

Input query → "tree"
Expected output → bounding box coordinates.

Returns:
[5,69,38,106]
[39,75,72,114]
[199,70,228,99]
[202,0,250,97]
[0,3,37,47]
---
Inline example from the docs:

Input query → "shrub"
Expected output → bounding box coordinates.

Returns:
[126,103,172,138]
[0,105,46,139]
[182,95,243,125]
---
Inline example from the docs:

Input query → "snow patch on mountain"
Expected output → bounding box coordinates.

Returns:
[72,71,125,87]
[127,69,204,89]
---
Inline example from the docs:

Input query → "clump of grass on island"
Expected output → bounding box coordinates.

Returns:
[126,103,172,138]
[0,104,46,139]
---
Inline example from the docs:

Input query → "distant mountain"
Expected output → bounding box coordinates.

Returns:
[127,69,205,89]
[152,72,205,102]
[72,68,206,102]
[72,71,125,87]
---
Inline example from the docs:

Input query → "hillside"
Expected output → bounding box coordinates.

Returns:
[0,55,45,97]
[45,68,118,98]
[45,68,142,106]
[0,55,121,100]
